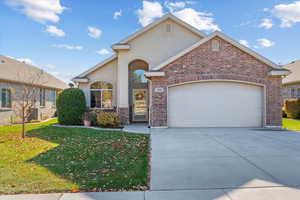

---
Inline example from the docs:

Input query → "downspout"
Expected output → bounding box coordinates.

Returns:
[148,78,152,129]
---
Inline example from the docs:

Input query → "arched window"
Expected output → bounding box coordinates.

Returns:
[132,69,148,84]
[90,81,113,108]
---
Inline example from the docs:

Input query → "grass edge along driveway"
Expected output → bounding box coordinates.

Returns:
[283,118,300,132]
[0,119,150,194]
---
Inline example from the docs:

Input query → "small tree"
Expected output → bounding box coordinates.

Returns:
[9,70,48,138]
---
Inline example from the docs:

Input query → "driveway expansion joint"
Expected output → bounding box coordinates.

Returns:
[210,136,282,184]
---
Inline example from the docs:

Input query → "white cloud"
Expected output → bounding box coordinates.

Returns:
[96,49,111,55]
[6,0,65,23]
[259,18,273,29]
[173,8,220,31]
[16,58,34,65]
[263,8,269,12]
[49,71,74,83]
[46,25,65,37]
[53,44,83,50]
[44,64,56,69]
[137,1,164,26]
[165,1,186,12]
[136,1,219,31]
[113,10,122,19]
[88,26,102,39]
[257,38,275,47]
[271,1,300,27]
[239,40,250,47]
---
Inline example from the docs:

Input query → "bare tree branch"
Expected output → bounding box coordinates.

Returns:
[7,69,49,138]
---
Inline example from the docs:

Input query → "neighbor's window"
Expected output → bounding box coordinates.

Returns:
[297,88,300,98]
[50,90,57,106]
[291,88,296,98]
[40,88,46,107]
[1,88,11,108]
[90,81,113,108]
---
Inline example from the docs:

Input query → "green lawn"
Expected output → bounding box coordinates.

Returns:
[0,119,149,194]
[283,118,300,132]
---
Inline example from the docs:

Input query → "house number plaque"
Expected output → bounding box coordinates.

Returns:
[154,88,164,93]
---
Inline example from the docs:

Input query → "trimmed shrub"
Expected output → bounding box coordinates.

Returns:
[285,99,300,119]
[56,88,86,125]
[96,112,121,128]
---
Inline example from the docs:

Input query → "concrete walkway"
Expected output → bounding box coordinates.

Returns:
[2,187,300,200]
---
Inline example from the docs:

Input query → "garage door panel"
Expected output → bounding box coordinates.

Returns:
[168,82,263,127]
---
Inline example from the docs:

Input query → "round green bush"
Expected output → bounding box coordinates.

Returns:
[56,88,86,125]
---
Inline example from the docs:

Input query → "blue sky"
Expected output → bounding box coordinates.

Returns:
[0,0,300,83]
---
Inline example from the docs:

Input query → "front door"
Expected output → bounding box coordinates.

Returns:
[132,89,148,122]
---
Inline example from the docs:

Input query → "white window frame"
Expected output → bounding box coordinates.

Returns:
[90,88,113,109]
[297,88,300,98]
[51,90,57,107]
[1,88,12,109]
[40,88,46,107]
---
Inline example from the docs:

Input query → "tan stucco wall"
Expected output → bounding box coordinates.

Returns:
[127,19,203,69]
[78,59,118,108]
[0,81,57,125]
[117,18,203,107]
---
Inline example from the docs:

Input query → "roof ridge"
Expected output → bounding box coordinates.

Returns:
[116,13,206,44]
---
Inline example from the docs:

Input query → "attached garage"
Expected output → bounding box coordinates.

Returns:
[168,81,264,127]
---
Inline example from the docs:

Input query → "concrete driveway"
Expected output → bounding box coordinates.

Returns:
[150,128,300,199]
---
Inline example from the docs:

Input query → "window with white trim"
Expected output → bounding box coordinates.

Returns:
[40,88,46,107]
[90,81,113,108]
[1,88,12,108]
[50,90,57,107]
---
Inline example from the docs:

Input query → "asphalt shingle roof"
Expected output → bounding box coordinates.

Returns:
[0,55,68,90]
[283,59,300,84]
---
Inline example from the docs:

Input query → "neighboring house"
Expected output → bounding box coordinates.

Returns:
[0,55,68,125]
[282,60,300,100]
[73,14,289,128]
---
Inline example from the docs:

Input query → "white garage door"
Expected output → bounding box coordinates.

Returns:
[168,81,263,127]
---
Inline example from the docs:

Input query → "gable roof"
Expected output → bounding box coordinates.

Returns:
[283,59,300,84]
[117,13,206,44]
[0,55,68,90]
[74,54,117,79]
[153,31,285,71]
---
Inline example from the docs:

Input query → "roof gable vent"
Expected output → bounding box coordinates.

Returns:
[166,23,172,32]
[212,39,220,52]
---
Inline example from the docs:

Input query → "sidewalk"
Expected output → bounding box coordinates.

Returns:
[2,187,300,200]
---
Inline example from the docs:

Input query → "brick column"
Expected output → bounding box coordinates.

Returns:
[118,107,129,125]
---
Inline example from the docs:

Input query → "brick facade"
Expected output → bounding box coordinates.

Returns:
[118,107,130,125]
[150,36,283,127]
